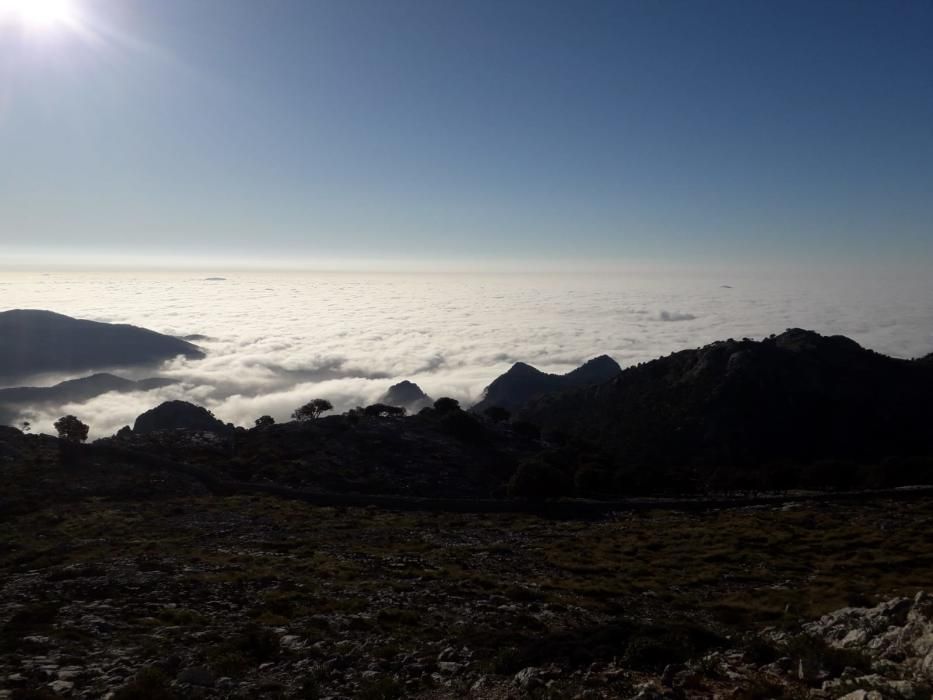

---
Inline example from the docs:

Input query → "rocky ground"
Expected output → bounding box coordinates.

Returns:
[3,428,933,699]
[3,482,933,699]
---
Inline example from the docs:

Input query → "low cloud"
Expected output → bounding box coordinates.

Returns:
[2,267,932,438]
[657,310,697,322]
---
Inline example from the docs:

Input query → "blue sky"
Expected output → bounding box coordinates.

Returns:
[1,0,930,267]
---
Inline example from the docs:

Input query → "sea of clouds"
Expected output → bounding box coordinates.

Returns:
[2,265,932,438]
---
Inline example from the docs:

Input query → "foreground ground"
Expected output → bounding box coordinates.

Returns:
[2,482,933,698]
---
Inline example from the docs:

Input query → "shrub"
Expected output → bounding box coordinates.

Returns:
[511,421,541,440]
[254,415,275,428]
[54,415,89,443]
[356,677,403,700]
[483,406,511,423]
[440,410,485,443]
[112,667,176,700]
[507,458,571,499]
[433,397,460,413]
[573,464,612,495]
[363,404,406,418]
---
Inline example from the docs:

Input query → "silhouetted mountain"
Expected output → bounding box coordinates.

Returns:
[110,403,546,498]
[0,310,204,382]
[472,355,621,413]
[0,373,175,407]
[563,355,623,384]
[379,380,433,411]
[520,329,933,474]
[133,400,228,435]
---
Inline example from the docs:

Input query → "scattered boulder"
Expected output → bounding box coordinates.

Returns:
[513,666,545,690]
[803,592,933,683]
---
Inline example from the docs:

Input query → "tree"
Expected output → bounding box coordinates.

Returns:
[291,399,333,422]
[363,403,406,418]
[20,421,31,434]
[433,397,460,413]
[54,415,89,443]
[254,415,275,428]
[483,406,511,424]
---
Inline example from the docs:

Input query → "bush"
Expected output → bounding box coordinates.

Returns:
[804,459,859,490]
[573,464,612,495]
[433,397,460,413]
[511,421,541,440]
[879,455,933,487]
[112,667,176,700]
[254,415,275,428]
[507,458,571,499]
[483,406,511,423]
[440,410,485,443]
[356,677,403,700]
[363,404,406,418]
[207,624,280,675]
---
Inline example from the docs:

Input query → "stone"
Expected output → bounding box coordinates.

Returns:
[836,691,883,700]
[47,680,74,694]
[514,666,544,690]
[176,666,215,687]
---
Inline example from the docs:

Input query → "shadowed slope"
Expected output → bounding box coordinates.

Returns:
[0,310,204,382]
[521,329,933,470]
[472,355,620,413]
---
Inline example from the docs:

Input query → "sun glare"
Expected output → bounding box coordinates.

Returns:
[0,0,79,31]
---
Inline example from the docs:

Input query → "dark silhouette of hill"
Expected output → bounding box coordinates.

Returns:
[520,329,933,476]
[0,373,176,426]
[133,400,228,435]
[379,380,433,411]
[0,373,174,406]
[472,355,621,413]
[107,402,547,498]
[0,310,204,383]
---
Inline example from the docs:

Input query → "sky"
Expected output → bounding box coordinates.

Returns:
[0,0,931,268]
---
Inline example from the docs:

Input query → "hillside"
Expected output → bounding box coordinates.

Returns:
[106,403,547,498]
[0,373,175,425]
[2,420,933,699]
[521,329,933,488]
[0,310,204,382]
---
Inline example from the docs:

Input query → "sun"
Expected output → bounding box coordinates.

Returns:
[0,0,79,31]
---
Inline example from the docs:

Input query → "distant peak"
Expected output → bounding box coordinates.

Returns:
[579,354,619,368]
[380,380,432,408]
[390,380,420,390]
[565,355,622,382]
[773,328,863,353]
[505,362,543,375]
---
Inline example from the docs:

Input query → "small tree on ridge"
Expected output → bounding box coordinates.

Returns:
[292,399,333,422]
[54,415,89,444]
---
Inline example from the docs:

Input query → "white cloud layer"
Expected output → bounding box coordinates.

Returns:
[2,265,932,438]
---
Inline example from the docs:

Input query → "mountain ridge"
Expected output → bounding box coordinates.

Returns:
[471,354,621,413]
[520,328,933,479]
[0,309,204,383]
